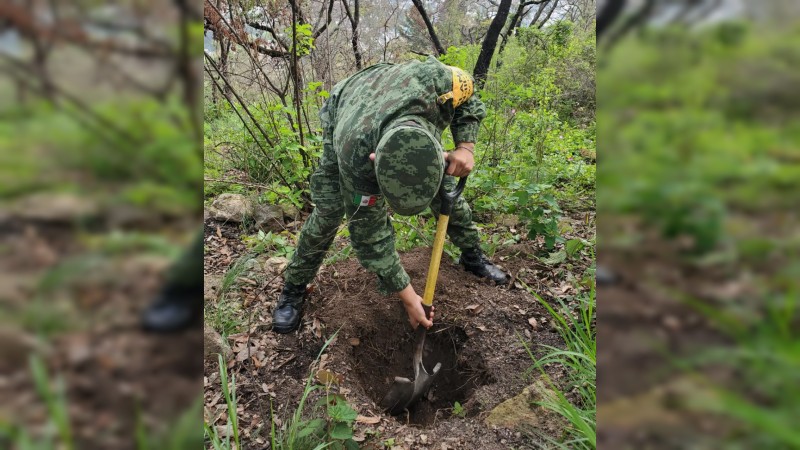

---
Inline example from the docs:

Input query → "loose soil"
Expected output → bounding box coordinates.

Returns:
[203,213,593,449]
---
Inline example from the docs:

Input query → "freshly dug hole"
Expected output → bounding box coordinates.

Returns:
[307,247,559,430]
[351,321,494,426]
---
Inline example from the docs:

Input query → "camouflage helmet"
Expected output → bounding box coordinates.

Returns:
[374,122,444,216]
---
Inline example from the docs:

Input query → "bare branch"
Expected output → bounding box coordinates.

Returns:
[313,0,336,38]
[537,0,560,28]
[341,0,363,69]
[410,0,446,56]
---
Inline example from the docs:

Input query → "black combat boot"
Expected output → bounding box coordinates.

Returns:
[459,248,510,284]
[141,285,202,332]
[272,282,307,334]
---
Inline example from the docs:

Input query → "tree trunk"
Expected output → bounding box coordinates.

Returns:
[473,0,513,90]
[498,0,550,58]
[174,0,201,143]
[528,0,549,27]
[597,0,626,39]
[290,4,308,166]
[210,30,231,107]
[411,0,446,56]
[603,0,654,47]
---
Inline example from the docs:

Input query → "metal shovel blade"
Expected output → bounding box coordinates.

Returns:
[381,176,467,415]
[380,326,442,415]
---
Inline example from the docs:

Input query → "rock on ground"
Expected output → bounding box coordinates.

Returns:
[206,193,289,231]
[253,203,284,231]
[260,255,288,273]
[204,275,222,303]
[10,192,99,222]
[485,376,565,434]
[207,193,252,223]
[204,325,231,362]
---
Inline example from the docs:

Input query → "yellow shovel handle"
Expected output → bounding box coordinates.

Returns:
[422,214,450,307]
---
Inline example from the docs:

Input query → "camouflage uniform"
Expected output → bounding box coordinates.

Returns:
[284,56,486,294]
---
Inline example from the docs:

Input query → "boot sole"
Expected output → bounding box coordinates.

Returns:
[461,265,510,285]
[272,322,300,334]
[272,307,303,334]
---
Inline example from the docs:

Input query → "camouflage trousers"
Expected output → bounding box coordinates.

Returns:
[284,143,481,289]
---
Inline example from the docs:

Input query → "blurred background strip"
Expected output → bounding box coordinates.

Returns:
[597,0,800,448]
[0,0,203,449]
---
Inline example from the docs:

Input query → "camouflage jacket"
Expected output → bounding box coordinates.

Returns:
[320,56,486,293]
[326,57,485,191]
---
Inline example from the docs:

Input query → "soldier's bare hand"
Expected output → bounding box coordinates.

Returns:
[445,147,474,177]
[398,285,434,329]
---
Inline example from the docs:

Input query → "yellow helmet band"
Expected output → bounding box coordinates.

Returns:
[437,66,474,108]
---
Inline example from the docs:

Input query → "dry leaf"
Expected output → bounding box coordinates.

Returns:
[316,369,341,385]
[312,318,322,338]
[356,415,381,424]
[465,304,484,315]
[216,226,222,238]
[207,392,222,408]
[476,325,487,332]
[528,317,539,330]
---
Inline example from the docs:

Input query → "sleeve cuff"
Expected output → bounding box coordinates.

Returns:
[452,123,479,145]
[377,265,411,295]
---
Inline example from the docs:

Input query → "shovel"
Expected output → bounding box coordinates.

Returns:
[380,172,468,415]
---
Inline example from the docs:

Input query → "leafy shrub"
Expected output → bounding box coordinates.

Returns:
[511,185,563,250]
[243,230,295,259]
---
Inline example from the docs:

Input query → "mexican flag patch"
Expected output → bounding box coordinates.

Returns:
[354,193,380,206]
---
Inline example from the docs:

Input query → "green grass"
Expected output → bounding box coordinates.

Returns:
[520,281,596,449]
[0,355,202,450]
[205,254,256,338]
[205,331,362,450]
[205,353,242,450]
[685,291,800,448]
